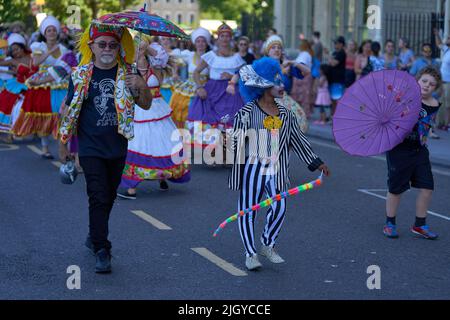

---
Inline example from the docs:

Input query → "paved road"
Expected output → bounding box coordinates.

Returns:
[1,136,449,300]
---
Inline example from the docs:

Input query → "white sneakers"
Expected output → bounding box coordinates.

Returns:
[245,246,285,270]
[260,245,285,264]
[245,255,263,271]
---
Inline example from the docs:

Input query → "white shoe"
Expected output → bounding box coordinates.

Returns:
[430,131,440,139]
[260,245,285,264]
[245,255,262,271]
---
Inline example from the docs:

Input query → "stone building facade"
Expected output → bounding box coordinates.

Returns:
[140,0,200,26]
[273,0,444,51]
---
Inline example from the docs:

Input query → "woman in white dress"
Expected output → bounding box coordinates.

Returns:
[118,39,190,199]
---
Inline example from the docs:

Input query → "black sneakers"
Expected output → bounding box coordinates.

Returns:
[95,248,112,274]
[159,180,169,191]
[86,236,112,273]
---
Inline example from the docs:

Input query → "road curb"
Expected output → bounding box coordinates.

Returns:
[307,126,450,169]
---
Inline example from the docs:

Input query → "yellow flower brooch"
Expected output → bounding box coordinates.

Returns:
[263,115,283,130]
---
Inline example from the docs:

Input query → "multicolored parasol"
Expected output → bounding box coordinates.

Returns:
[96,4,189,40]
[213,173,324,237]
[333,70,422,157]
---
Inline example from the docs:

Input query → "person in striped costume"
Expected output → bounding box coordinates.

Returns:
[230,57,330,271]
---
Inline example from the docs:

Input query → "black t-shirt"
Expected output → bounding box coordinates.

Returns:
[65,64,128,159]
[329,49,346,84]
[242,53,256,65]
[398,102,441,149]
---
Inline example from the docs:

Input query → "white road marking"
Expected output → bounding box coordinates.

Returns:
[357,189,389,201]
[51,161,62,168]
[0,143,19,152]
[309,138,450,177]
[432,168,450,178]
[27,145,61,168]
[358,189,450,221]
[27,145,43,155]
[309,138,340,150]
[130,210,172,230]
[191,247,248,277]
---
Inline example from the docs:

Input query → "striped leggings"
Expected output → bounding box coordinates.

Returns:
[238,159,287,257]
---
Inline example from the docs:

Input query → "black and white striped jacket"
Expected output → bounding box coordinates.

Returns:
[228,100,324,191]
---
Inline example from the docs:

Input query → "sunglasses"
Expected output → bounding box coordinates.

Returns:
[94,41,119,49]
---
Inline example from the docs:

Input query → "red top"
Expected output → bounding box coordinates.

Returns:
[145,68,162,98]
[16,62,37,83]
[345,54,356,70]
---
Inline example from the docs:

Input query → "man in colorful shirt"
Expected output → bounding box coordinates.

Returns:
[59,22,152,273]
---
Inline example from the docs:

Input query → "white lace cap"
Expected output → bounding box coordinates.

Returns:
[239,64,275,88]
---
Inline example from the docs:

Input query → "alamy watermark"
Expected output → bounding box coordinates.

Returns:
[169,126,282,175]
[66,5,81,31]
[66,265,81,290]
[366,265,381,290]
[366,5,382,30]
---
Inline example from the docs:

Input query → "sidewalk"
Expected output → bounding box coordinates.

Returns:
[306,110,450,168]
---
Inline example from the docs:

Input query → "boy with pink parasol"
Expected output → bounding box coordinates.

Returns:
[384,67,442,240]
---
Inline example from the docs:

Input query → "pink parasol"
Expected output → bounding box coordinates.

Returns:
[333,70,422,156]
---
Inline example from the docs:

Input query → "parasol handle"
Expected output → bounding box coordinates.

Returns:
[129,62,140,97]
[131,62,138,74]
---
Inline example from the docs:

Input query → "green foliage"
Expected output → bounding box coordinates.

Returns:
[198,0,272,20]
[0,0,34,29]
[1,0,272,33]
[197,0,273,41]
[0,0,142,31]
[45,0,141,28]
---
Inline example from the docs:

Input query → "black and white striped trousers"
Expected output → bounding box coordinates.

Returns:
[238,158,287,257]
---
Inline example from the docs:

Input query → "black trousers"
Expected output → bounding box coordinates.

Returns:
[79,156,126,252]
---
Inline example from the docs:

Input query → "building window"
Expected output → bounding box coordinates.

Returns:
[190,14,195,24]
[191,0,194,3]
[178,14,182,24]
[166,15,170,20]
[179,0,182,3]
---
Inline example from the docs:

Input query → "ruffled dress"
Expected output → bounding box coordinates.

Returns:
[185,51,246,147]
[12,42,77,137]
[0,62,35,133]
[120,70,190,189]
